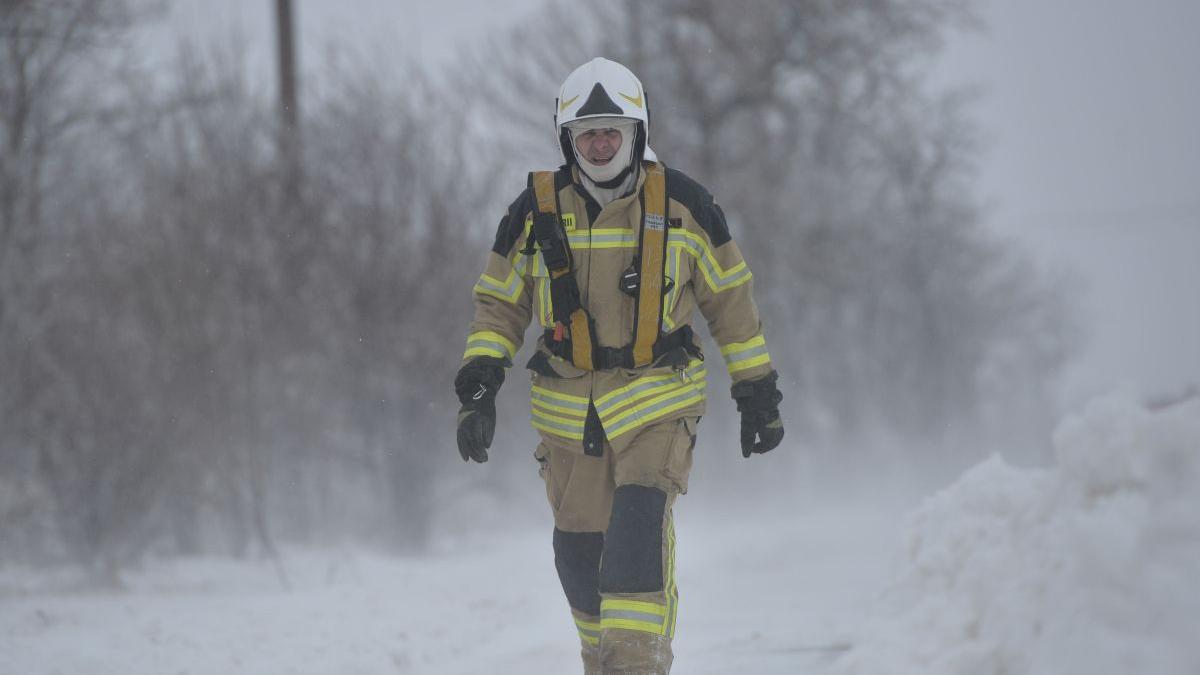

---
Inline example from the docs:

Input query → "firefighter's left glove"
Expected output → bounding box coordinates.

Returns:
[731,371,785,458]
[454,357,508,463]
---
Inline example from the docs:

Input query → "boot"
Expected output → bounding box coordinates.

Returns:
[600,627,673,674]
[581,639,603,675]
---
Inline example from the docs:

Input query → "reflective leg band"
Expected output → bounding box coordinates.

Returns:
[574,615,602,646]
[601,598,668,635]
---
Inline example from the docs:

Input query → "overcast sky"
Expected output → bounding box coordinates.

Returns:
[933,0,1200,405]
[156,0,1199,409]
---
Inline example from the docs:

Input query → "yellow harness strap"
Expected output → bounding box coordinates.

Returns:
[632,164,668,366]
[528,164,669,371]
[531,171,595,370]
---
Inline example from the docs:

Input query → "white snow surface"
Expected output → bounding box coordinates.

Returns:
[0,510,892,674]
[3,395,1196,674]
[833,394,1200,675]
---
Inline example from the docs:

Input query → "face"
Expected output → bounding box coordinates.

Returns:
[573,127,623,166]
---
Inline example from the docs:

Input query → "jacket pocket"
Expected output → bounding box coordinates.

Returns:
[663,417,699,495]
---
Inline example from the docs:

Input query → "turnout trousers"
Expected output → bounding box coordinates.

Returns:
[535,416,698,675]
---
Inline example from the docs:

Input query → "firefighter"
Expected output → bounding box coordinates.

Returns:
[454,57,784,674]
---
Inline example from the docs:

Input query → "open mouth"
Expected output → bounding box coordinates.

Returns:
[592,155,614,165]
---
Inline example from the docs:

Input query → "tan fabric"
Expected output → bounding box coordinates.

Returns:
[600,629,673,675]
[536,417,696,532]
[538,417,692,675]
[462,161,773,454]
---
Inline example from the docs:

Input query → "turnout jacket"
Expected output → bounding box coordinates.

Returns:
[461,162,774,456]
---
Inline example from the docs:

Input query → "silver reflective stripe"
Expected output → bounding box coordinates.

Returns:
[605,386,705,437]
[670,233,751,291]
[531,413,584,434]
[576,625,601,638]
[532,391,589,414]
[725,344,769,365]
[569,231,636,247]
[712,263,751,289]
[595,364,706,415]
[477,274,520,296]
[467,339,512,357]
[601,609,666,625]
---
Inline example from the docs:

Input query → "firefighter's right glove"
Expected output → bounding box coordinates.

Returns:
[454,357,507,463]
[730,371,785,458]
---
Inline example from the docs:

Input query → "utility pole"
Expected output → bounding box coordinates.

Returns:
[275,0,300,203]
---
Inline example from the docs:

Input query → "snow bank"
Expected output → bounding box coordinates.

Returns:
[833,394,1200,675]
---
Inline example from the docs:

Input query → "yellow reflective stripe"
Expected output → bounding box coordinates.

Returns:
[721,335,771,373]
[574,616,601,645]
[720,335,765,357]
[602,617,665,633]
[531,410,585,440]
[601,598,667,635]
[526,226,637,252]
[604,386,706,440]
[668,230,752,293]
[575,617,602,632]
[727,353,771,373]
[662,246,681,330]
[463,331,517,361]
[531,406,585,429]
[531,384,590,405]
[598,366,706,419]
[665,515,678,639]
[602,599,667,615]
[536,277,552,327]
[594,362,706,415]
[567,228,637,250]
[530,382,588,439]
[531,423,584,440]
[473,268,523,303]
[531,396,588,418]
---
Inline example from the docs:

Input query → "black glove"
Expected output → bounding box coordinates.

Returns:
[453,357,507,463]
[730,371,785,458]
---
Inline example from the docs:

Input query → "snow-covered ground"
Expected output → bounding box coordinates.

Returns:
[833,394,1200,675]
[3,395,1196,674]
[0,510,894,674]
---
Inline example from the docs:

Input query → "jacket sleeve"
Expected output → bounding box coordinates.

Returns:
[460,189,535,366]
[687,199,776,383]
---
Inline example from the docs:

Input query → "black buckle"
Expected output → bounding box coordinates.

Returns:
[594,346,628,370]
[618,256,674,298]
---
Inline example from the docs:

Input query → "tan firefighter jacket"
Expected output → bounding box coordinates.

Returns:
[460,161,774,456]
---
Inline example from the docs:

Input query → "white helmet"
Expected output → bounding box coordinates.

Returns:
[555,58,656,186]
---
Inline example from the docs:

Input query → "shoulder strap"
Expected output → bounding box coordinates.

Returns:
[631,163,669,367]
[529,171,595,370]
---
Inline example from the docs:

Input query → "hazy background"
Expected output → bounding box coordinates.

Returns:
[1,0,1195,584]
[934,0,1200,405]
[156,0,1200,406]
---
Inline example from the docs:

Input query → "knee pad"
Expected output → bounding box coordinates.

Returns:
[553,528,605,615]
[598,484,668,594]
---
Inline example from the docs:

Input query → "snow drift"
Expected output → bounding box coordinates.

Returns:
[833,394,1200,675]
